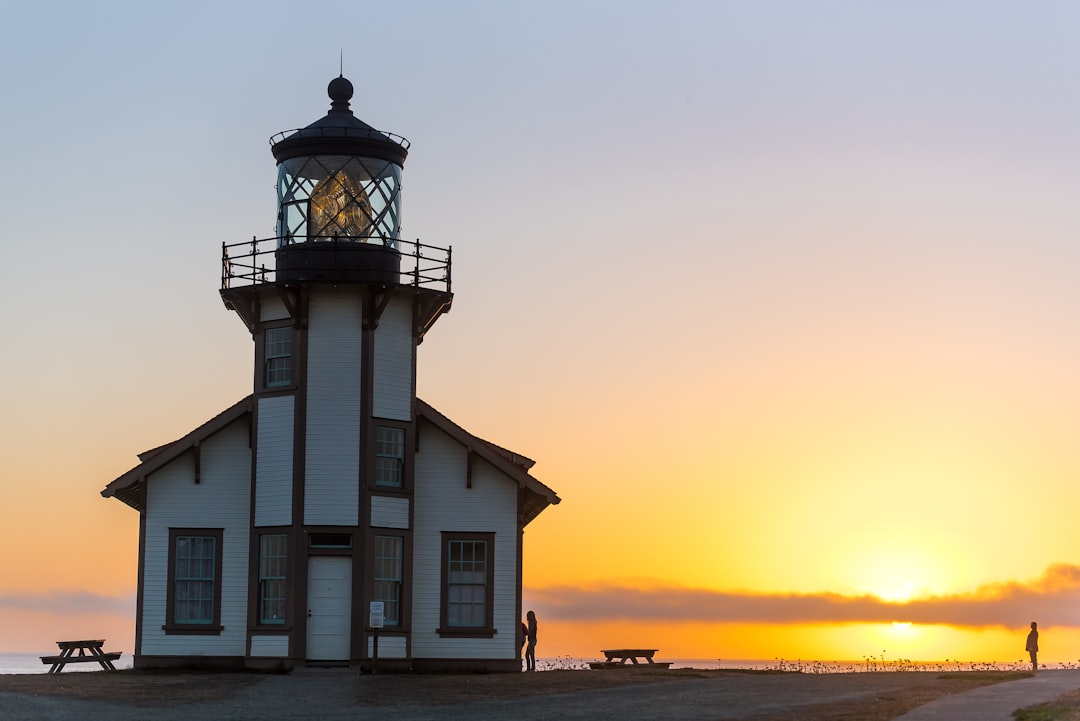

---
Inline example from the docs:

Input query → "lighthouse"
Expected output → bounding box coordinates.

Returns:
[103,76,558,672]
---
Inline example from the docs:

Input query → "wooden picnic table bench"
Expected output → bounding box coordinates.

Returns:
[40,640,121,673]
[589,648,671,669]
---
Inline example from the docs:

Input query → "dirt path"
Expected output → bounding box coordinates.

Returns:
[0,669,1026,721]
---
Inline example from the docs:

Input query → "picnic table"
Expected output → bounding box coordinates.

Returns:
[40,640,121,673]
[589,649,671,669]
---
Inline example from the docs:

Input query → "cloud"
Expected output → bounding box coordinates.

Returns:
[0,590,135,616]
[527,564,1080,628]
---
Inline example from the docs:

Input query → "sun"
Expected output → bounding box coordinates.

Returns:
[845,543,950,603]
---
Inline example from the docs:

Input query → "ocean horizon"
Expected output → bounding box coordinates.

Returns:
[0,653,1055,675]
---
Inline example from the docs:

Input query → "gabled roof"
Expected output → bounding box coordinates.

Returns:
[100,397,254,511]
[415,399,560,526]
[100,395,560,526]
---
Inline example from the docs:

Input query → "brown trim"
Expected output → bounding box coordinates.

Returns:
[290,310,308,530]
[101,397,254,508]
[372,420,410,492]
[414,399,559,526]
[438,531,496,638]
[369,532,407,629]
[250,528,291,630]
[134,509,147,656]
[254,320,298,394]
[516,489,525,665]
[288,293,310,662]
[163,528,225,635]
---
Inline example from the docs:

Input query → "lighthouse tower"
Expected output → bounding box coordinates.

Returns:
[221,77,454,663]
[103,76,557,673]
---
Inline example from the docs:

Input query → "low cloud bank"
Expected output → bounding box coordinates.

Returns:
[528,564,1080,628]
[0,590,135,616]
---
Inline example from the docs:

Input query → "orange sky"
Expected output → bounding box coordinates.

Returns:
[5,3,1080,664]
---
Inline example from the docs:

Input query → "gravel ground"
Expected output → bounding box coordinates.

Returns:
[0,670,1005,721]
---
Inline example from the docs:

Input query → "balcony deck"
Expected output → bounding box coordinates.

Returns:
[222,236,451,293]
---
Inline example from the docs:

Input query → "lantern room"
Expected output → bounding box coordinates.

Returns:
[268,75,411,284]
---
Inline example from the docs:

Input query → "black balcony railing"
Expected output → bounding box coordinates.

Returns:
[222,236,451,293]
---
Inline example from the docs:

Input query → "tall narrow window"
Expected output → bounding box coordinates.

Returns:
[373,535,403,626]
[375,426,405,487]
[166,528,223,632]
[265,327,292,386]
[259,534,287,624]
[439,532,495,636]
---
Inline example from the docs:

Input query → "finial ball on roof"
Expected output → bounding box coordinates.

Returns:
[328,76,354,103]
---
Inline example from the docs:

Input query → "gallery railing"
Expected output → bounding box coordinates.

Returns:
[222,236,451,293]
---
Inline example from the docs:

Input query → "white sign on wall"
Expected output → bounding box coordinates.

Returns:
[369,601,385,629]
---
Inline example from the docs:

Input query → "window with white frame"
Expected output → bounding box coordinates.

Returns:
[167,529,222,630]
[373,535,403,626]
[259,534,287,624]
[439,533,494,634]
[375,426,405,487]
[265,327,292,386]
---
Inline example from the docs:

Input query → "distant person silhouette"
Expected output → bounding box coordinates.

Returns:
[525,610,538,672]
[1026,621,1039,671]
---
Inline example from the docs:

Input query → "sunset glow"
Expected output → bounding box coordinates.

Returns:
[5,2,1080,668]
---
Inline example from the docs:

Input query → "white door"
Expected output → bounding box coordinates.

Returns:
[306,556,352,660]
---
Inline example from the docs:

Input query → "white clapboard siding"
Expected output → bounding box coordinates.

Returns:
[368,635,406,658]
[370,495,409,529]
[305,290,361,526]
[141,419,252,657]
[250,635,290,657]
[255,395,294,526]
[372,296,413,421]
[259,295,290,322]
[411,425,520,660]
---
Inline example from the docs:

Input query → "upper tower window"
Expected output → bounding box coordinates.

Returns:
[375,426,405,487]
[265,327,292,386]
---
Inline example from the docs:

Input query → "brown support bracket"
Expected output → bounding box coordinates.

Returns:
[276,286,300,323]
[363,286,394,331]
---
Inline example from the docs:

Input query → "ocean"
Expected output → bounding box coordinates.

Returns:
[0,654,1046,675]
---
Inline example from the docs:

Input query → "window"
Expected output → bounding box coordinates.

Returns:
[309,533,352,549]
[165,528,223,633]
[265,327,292,386]
[259,534,287,624]
[373,535,403,626]
[439,532,495,636]
[375,426,405,487]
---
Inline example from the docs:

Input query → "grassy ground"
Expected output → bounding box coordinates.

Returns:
[1013,687,1080,721]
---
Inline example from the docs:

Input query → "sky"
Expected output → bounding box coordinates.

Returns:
[3,0,1080,664]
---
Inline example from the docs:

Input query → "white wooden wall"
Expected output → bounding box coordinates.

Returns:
[410,424,520,660]
[372,296,414,421]
[304,290,361,526]
[250,635,289,657]
[259,295,290,322]
[255,395,294,526]
[371,495,409,529]
[368,635,407,658]
[141,419,252,656]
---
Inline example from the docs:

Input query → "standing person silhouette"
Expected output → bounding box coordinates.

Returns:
[525,610,538,672]
[520,618,528,670]
[1026,621,1039,671]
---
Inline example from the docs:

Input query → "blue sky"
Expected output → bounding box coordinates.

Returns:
[5,1,1080,659]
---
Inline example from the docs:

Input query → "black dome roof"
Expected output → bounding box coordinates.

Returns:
[270,76,409,166]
